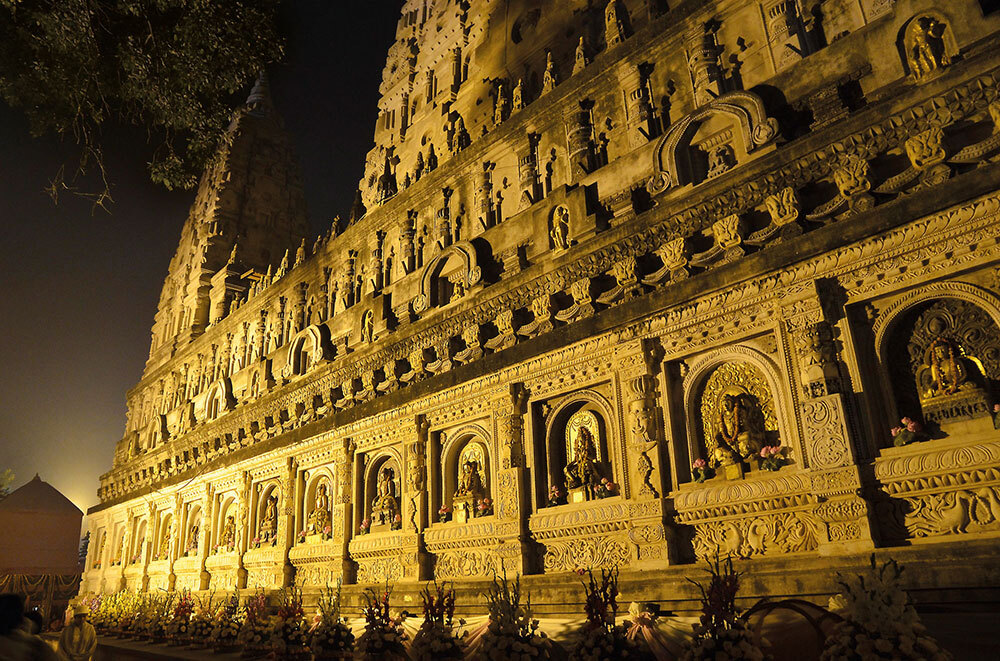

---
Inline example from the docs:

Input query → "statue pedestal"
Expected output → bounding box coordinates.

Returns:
[305,533,326,545]
[723,462,747,481]
[568,487,588,503]
[453,495,475,523]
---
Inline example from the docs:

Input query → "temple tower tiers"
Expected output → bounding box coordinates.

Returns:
[83,0,1000,635]
[146,73,308,371]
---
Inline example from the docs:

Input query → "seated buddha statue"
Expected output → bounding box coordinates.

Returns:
[220,515,236,550]
[158,522,172,560]
[371,467,399,526]
[260,494,278,542]
[713,392,767,466]
[307,483,332,534]
[456,459,485,500]
[917,337,974,399]
[563,426,601,499]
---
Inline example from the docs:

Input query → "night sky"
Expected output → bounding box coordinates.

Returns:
[0,2,402,517]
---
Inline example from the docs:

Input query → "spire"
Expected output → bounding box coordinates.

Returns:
[246,69,274,116]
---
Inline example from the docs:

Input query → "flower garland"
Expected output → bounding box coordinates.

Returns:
[410,581,465,661]
[821,555,952,660]
[680,555,771,661]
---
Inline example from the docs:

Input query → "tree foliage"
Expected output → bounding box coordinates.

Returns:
[0,0,284,205]
[0,468,14,498]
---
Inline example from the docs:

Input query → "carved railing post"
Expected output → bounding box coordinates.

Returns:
[616,339,679,568]
[782,283,874,553]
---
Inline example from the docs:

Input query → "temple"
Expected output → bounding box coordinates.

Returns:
[81,0,1000,621]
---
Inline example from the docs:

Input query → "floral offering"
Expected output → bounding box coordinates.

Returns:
[471,571,549,661]
[309,580,355,660]
[410,581,465,661]
[356,585,408,661]
[758,445,788,472]
[692,458,714,483]
[209,590,242,652]
[270,587,310,659]
[891,417,928,447]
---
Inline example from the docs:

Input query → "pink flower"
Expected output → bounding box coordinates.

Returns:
[575,568,587,576]
[890,427,902,437]
[693,458,707,469]
[993,403,999,412]
[900,417,913,425]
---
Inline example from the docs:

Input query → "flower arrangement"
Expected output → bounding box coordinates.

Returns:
[476,497,494,516]
[821,555,951,660]
[86,595,107,632]
[188,593,218,646]
[595,478,618,499]
[298,529,308,544]
[410,581,465,660]
[438,505,452,523]
[141,594,174,642]
[209,590,242,652]
[237,589,271,655]
[164,590,194,643]
[758,446,788,472]
[271,587,310,659]
[356,584,408,660]
[391,513,403,530]
[471,571,549,661]
[130,551,142,564]
[571,568,642,660]
[692,458,714,483]
[680,554,771,661]
[891,417,928,447]
[547,485,566,507]
[359,518,371,535]
[322,524,332,540]
[993,403,1000,429]
[250,536,263,549]
[310,580,355,660]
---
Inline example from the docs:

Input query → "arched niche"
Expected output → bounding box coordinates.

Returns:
[683,346,792,477]
[363,453,402,532]
[111,527,125,566]
[286,324,332,377]
[302,469,334,537]
[412,241,483,313]
[214,495,238,552]
[647,91,778,193]
[873,284,1000,437]
[92,529,106,569]
[131,519,147,564]
[896,11,959,82]
[255,482,280,545]
[155,512,173,561]
[441,426,492,520]
[542,391,617,504]
[184,504,202,556]
[205,379,234,421]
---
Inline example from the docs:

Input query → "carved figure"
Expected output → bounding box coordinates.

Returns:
[456,459,485,500]
[573,37,588,74]
[542,51,557,93]
[512,79,524,111]
[550,205,570,250]
[907,16,950,80]
[371,466,399,526]
[158,520,172,560]
[307,482,332,534]
[361,309,374,344]
[713,392,767,466]
[260,492,278,541]
[187,523,199,555]
[707,144,736,177]
[563,425,602,499]
[918,337,971,398]
[220,514,236,548]
[494,81,508,124]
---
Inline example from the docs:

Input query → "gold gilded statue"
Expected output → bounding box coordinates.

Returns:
[564,425,601,499]
[713,392,766,466]
[220,514,236,549]
[158,521,172,560]
[919,337,968,398]
[371,466,399,526]
[456,459,485,500]
[260,493,278,541]
[307,483,332,534]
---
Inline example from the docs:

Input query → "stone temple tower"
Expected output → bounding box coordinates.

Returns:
[146,73,308,372]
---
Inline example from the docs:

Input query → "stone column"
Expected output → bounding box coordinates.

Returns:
[399,416,430,581]
[236,471,251,588]
[782,282,875,553]
[616,339,679,568]
[331,437,356,583]
[491,383,534,574]
[279,457,298,587]
[198,485,213,590]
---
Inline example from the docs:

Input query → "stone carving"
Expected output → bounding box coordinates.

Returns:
[562,410,606,500]
[259,491,278,543]
[541,51,557,94]
[691,511,820,560]
[801,396,850,469]
[690,214,744,267]
[572,37,588,75]
[371,466,400,528]
[307,482,331,535]
[604,0,626,48]
[905,16,951,81]
[747,187,802,246]
[699,362,778,470]
[550,205,570,250]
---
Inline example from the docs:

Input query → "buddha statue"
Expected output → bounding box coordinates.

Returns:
[563,425,601,499]
[187,523,199,555]
[220,515,236,549]
[712,392,767,466]
[918,337,970,399]
[307,483,332,534]
[260,493,278,542]
[158,521,172,560]
[456,459,485,500]
[371,467,399,526]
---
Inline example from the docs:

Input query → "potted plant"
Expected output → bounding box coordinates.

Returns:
[758,446,788,472]
[891,417,928,447]
[547,485,566,507]
[476,498,494,516]
[358,518,370,535]
[692,458,714,483]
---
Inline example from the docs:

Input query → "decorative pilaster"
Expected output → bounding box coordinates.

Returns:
[491,383,533,574]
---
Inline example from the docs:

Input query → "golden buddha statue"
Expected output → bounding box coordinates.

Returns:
[158,521,172,560]
[712,392,767,467]
[307,483,332,534]
[371,467,399,526]
[564,425,601,499]
[220,514,236,549]
[918,337,969,399]
[260,493,278,541]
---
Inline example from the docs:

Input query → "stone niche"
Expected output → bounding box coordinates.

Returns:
[423,425,501,579]
[242,480,285,589]
[206,492,240,591]
[289,469,344,587]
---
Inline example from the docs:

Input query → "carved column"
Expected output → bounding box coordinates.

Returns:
[565,101,595,181]
[401,211,417,274]
[782,283,875,553]
[198,484,213,590]
[398,417,430,580]
[236,471,251,588]
[491,383,533,574]
[616,339,679,568]
[279,457,297,587]
[516,133,542,210]
[168,494,182,591]
[330,437,355,583]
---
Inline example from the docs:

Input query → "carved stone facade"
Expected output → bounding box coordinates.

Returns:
[82,0,1000,614]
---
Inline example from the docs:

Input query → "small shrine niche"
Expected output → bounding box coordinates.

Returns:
[256,484,279,545]
[111,529,125,566]
[886,298,999,433]
[546,402,614,505]
[898,13,958,82]
[303,474,333,540]
[131,520,147,564]
[365,457,401,532]
[412,242,482,313]
[696,361,780,480]
[92,529,106,569]
[156,513,173,560]
[214,498,237,553]
[445,437,491,523]
[184,505,202,556]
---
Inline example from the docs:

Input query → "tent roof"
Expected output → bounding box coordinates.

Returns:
[0,475,82,515]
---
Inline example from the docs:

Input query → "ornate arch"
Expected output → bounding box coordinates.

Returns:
[204,379,234,420]
[441,423,493,509]
[647,91,778,193]
[285,324,332,377]
[682,344,795,466]
[412,240,483,313]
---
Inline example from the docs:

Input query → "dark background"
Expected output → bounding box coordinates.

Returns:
[0,2,402,516]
